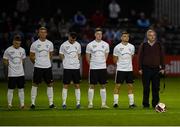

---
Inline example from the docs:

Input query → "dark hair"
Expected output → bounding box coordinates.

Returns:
[39,26,47,31]
[95,27,103,33]
[69,32,77,39]
[121,31,129,35]
[13,34,21,41]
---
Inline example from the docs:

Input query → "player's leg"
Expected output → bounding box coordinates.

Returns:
[7,77,16,109]
[73,69,81,108]
[99,69,109,109]
[61,69,72,109]
[17,76,25,109]
[151,69,160,108]
[88,69,97,108]
[113,71,124,108]
[126,71,136,108]
[142,67,151,108]
[44,67,55,108]
[30,67,41,109]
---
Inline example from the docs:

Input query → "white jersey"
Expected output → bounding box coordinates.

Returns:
[59,40,81,69]
[86,40,109,69]
[30,39,54,68]
[3,46,26,77]
[113,43,135,71]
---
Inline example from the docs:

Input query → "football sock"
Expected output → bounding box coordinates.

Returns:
[47,87,53,105]
[7,89,14,106]
[62,88,67,105]
[75,89,80,105]
[88,88,94,105]
[31,86,37,105]
[18,88,24,107]
[100,89,106,106]
[128,94,134,105]
[114,94,119,104]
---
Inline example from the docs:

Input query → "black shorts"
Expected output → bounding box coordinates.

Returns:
[8,76,25,89]
[115,71,134,84]
[89,69,107,85]
[33,67,53,84]
[63,69,81,84]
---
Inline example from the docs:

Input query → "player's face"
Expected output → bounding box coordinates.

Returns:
[68,36,76,44]
[13,41,21,49]
[147,31,156,43]
[95,31,102,41]
[121,34,129,43]
[38,29,47,40]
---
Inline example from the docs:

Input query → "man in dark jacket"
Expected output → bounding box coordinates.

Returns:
[138,29,165,108]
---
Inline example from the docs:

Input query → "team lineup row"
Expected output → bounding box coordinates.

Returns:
[3,27,165,110]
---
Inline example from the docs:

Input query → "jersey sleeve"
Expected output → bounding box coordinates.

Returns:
[30,43,35,53]
[86,44,91,54]
[49,42,54,52]
[59,44,64,54]
[22,49,26,59]
[113,46,118,56]
[105,43,110,53]
[132,45,135,55]
[78,43,81,54]
[3,49,9,60]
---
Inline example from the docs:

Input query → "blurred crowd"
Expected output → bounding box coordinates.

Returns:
[0,0,179,57]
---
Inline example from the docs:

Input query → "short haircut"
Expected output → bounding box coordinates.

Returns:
[69,32,77,39]
[121,31,129,35]
[39,26,47,31]
[13,34,21,41]
[95,27,103,33]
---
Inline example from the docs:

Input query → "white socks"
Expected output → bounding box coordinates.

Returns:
[100,89,106,106]
[75,89,80,105]
[128,94,134,105]
[47,87,54,105]
[7,89,14,106]
[31,86,37,105]
[18,88,24,107]
[62,88,67,105]
[88,88,94,105]
[114,94,119,104]
[7,89,24,107]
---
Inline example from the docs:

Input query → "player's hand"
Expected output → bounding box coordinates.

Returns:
[139,70,143,75]
[159,69,165,75]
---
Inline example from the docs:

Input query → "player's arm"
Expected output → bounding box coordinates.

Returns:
[113,55,118,64]
[3,58,9,66]
[86,53,91,64]
[59,53,64,60]
[30,52,35,64]
[78,53,81,60]
[49,51,53,60]
[105,53,109,60]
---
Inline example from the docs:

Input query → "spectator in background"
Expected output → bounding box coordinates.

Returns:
[108,0,121,25]
[90,10,106,27]
[73,11,87,27]
[16,0,29,15]
[137,12,150,28]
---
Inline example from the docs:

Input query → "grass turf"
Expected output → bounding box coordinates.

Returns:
[0,77,180,126]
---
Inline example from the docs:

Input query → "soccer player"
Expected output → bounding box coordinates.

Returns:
[59,32,81,109]
[86,28,110,109]
[138,29,165,108]
[3,34,26,109]
[113,31,136,108]
[29,27,56,109]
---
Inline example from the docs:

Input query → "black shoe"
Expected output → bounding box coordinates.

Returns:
[129,104,137,108]
[49,104,56,109]
[113,104,119,108]
[76,104,81,109]
[143,106,150,109]
[30,104,35,109]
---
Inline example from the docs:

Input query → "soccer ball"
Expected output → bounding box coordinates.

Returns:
[155,102,166,113]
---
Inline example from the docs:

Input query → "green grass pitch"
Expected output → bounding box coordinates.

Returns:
[0,77,180,126]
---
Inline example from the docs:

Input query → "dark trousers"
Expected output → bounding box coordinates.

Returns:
[142,66,160,108]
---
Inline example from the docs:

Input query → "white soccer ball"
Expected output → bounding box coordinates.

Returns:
[155,102,166,113]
